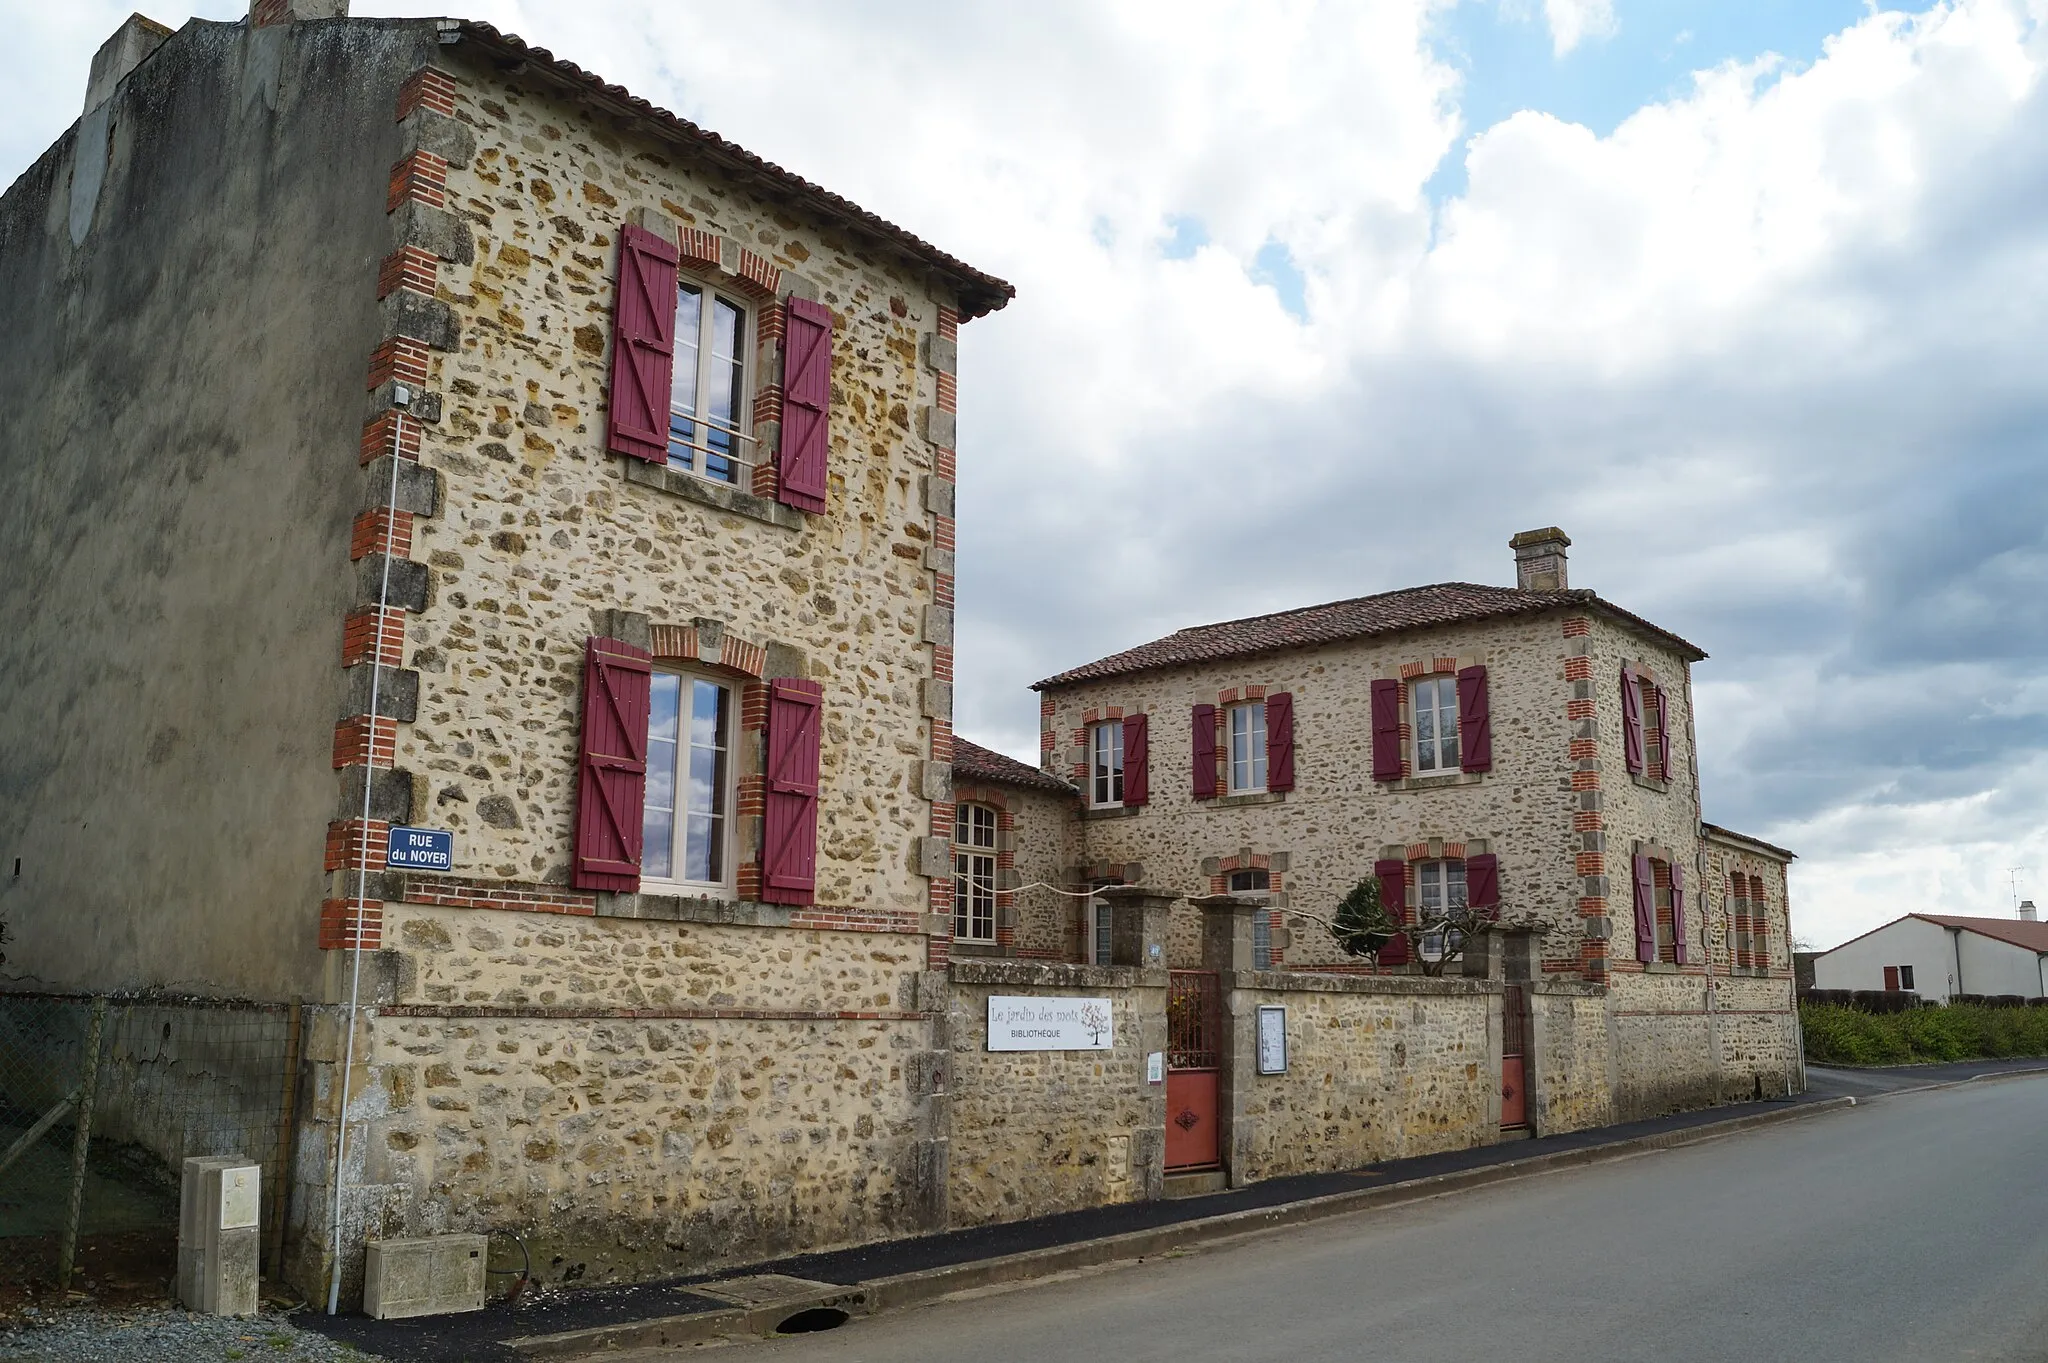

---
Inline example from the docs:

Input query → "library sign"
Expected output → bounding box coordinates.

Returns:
[986,996,1114,1052]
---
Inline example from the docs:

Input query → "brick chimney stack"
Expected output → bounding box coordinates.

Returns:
[1511,528,1571,592]
[250,0,348,25]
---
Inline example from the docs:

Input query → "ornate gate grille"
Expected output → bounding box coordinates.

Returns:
[1167,971,1221,1070]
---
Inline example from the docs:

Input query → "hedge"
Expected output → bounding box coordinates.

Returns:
[1801,1001,2048,1066]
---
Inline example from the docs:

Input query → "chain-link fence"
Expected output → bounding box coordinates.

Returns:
[0,991,299,1301]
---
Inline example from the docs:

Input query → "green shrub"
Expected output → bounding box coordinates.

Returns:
[1801,1001,2048,1066]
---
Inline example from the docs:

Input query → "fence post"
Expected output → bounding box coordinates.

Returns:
[57,996,108,1290]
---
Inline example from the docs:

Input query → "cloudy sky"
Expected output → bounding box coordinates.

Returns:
[8,0,2045,949]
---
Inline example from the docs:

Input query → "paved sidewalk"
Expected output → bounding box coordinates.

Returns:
[296,1090,1841,1362]
[1805,1055,2048,1099]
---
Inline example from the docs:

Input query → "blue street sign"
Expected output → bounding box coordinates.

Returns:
[386,826,454,871]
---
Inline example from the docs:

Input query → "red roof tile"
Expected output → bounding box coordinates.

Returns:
[952,738,1076,796]
[1917,914,2048,954]
[1032,583,1705,690]
[452,23,1015,319]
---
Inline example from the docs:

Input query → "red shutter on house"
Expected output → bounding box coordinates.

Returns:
[1375,858,1410,965]
[777,297,833,513]
[1267,692,1295,792]
[1370,679,1402,782]
[1466,853,1500,918]
[1653,684,1671,780]
[573,636,653,892]
[1883,965,1900,991]
[604,225,679,464]
[1622,666,1645,776]
[760,678,824,904]
[1192,704,1218,799]
[1671,861,1689,964]
[1632,854,1656,962]
[1123,713,1150,807]
[1456,666,1492,772]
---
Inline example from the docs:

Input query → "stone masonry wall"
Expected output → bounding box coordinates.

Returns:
[1527,985,1613,1134]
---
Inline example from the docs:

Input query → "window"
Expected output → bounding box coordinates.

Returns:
[1089,721,1124,807]
[1228,702,1267,793]
[1654,860,1676,964]
[1639,676,1663,779]
[667,281,752,486]
[1416,859,1467,960]
[1411,676,1460,774]
[642,673,733,889]
[1228,869,1270,897]
[953,804,997,943]
[1089,877,1122,966]
[1897,964,1915,991]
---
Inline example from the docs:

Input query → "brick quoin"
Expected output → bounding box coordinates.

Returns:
[325,820,389,873]
[319,899,383,951]
[935,371,957,414]
[1571,769,1602,791]
[1575,852,1605,877]
[341,607,405,668]
[934,447,956,482]
[394,68,458,122]
[332,715,398,769]
[1564,656,1593,681]
[1573,810,1604,832]
[367,337,431,391]
[1561,617,1592,637]
[386,150,448,213]
[361,411,423,464]
[377,245,439,300]
[350,507,414,561]
[936,306,959,342]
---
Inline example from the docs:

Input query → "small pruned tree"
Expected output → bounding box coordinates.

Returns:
[1331,877,1396,960]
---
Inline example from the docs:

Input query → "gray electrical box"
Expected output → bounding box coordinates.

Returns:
[363,1233,488,1320]
[178,1156,259,1316]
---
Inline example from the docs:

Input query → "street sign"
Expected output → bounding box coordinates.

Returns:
[385,826,453,871]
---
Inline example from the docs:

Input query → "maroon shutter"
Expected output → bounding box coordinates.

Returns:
[1632,854,1655,962]
[573,636,653,891]
[1883,965,1900,991]
[1646,683,1662,781]
[604,225,679,464]
[1375,858,1410,966]
[1267,692,1295,792]
[1122,713,1149,807]
[777,297,833,513]
[1622,666,1645,776]
[1457,666,1492,773]
[1466,853,1500,918]
[761,678,824,904]
[1671,861,1689,964]
[1370,679,1403,782]
[1192,704,1218,799]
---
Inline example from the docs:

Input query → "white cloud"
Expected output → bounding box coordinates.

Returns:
[7,0,2048,950]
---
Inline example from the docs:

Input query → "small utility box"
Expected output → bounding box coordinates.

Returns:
[178,1155,259,1316]
[363,1234,488,1320]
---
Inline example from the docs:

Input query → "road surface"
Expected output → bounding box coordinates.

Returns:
[718,1075,2048,1363]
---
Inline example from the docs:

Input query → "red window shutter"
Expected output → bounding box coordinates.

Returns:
[1883,965,1900,991]
[1123,713,1149,807]
[1457,666,1492,772]
[1621,666,1645,776]
[573,636,653,891]
[1653,684,1671,780]
[761,678,824,904]
[604,225,680,464]
[1375,858,1409,966]
[1671,861,1689,964]
[1631,854,1656,962]
[1192,704,1217,799]
[1466,853,1500,917]
[1267,692,1295,792]
[777,297,833,513]
[1370,679,1402,782]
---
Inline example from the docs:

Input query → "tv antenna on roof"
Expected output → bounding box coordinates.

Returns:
[2009,867,2030,916]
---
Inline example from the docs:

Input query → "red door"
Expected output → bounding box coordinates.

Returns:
[1500,984,1529,1130]
[1166,971,1222,1170]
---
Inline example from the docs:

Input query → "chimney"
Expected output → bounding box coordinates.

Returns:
[2021,900,2038,922]
[83,14,173,116]
[1510,528,1571,592]
[250,0,348,26]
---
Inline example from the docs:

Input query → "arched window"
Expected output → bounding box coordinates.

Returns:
[953,803,998,943]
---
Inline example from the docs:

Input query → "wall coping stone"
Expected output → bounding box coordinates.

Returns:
[1236,970,1498,997]
[949,960,1167,990]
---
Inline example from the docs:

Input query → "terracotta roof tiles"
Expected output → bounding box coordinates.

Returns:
[952,737,1076,796]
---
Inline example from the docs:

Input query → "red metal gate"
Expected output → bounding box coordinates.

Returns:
[1501,984,1529,1130]
[1166,970,1222,1170]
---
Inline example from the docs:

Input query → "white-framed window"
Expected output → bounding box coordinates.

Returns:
[954,803,998,943]
[1089,720,1124,807]
[1228,869,1270,898]
[668,280,754,487]
[1089,877,1122,966]
[1416,858,1467,960]
[642,671,734,890]
[1411,676,1460,774]
[1228,702,1267,793]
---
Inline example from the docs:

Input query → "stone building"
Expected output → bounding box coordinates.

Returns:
[0,1,1008,1299]
[1004,529,1801,1130]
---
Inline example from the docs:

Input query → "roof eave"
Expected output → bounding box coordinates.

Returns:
[449,22,1015,319]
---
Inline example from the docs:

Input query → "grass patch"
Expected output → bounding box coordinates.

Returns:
[1802,1002,2048,1066]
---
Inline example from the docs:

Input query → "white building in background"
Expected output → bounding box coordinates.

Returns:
[1812,909,2048,1003]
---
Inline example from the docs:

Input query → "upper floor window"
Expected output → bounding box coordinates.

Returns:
[642,672,733,890]
[1228,869,1270,897]
[1412,677,1460,774]
[668,281,752,487]
[954,803,998,943]
[1415,858,1467,960]
[1228,702,1267,793]
[1654,859,1677,964]
[1089,720,1124,807]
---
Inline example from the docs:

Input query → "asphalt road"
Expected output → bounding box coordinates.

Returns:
[717,1076,2048,1363]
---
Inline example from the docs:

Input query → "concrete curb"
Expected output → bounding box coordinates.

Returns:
[511,1097,1853,1357]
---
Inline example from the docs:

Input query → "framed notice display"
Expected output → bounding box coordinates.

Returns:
[1256,1005,1287,1074]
